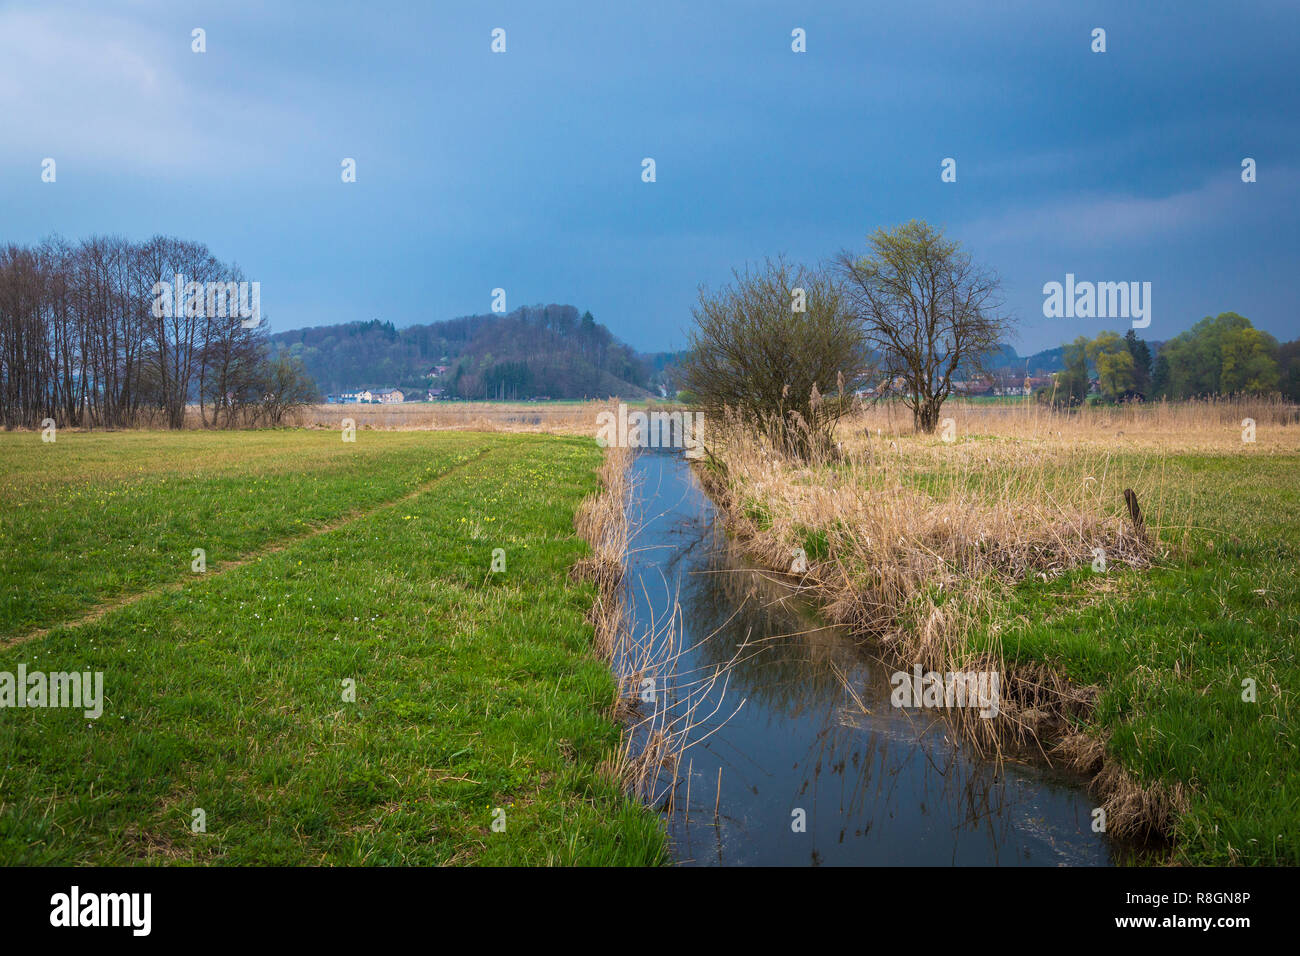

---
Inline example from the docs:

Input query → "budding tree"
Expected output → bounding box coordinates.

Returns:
[835,221,1010,433]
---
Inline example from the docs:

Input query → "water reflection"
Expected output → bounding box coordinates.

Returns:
[624,449,1112,866]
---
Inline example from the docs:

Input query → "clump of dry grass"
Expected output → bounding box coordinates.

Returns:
[703,408,1154,651]
[572,444,632,659]
[1056,730,1189,841]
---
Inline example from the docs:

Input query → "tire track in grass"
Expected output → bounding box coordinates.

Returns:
[4,446,499,648]
[0,433,662,865]
[1,432,494,638]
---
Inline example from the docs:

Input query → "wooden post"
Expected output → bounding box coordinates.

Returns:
[1123,488,1147,544]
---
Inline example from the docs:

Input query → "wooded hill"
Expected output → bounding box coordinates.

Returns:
[269,304,657,400]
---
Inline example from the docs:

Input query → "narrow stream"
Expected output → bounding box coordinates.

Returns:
[623,447,1113,866]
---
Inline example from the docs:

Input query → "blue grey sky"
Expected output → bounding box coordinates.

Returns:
[3,0,1297,353]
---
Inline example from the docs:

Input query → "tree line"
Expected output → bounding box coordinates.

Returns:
[1042,313,1297,406]
[0,235,317,430]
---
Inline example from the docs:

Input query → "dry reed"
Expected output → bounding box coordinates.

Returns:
[572,442,744,809]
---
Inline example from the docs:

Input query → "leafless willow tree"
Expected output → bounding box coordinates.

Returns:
[835,220,1011,433]
[680,257,871,458]
[199,270,267,428]
[256,353,320,426]
[0,234,314,430]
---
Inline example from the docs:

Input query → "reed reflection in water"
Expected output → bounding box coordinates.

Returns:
[623,448,1113,867]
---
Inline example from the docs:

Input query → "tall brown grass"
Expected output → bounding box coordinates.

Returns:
[288,400,606,434]
[853,393,1298,450]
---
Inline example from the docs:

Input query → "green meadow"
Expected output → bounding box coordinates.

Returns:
[991,451,1300,865]
[0,430,666,865]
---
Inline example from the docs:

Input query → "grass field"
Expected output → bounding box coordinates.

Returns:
[0,430,666,865]
[981,449,1298,864]
[3,402,1294,867]
[249,399,605,433]
[704,399,1299,865]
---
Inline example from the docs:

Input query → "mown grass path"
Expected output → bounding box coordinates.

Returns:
[0,430,665,865]
[4,445,497,647]
[1,430,488,638]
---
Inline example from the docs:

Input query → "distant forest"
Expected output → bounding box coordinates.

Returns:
[269,304,662,400]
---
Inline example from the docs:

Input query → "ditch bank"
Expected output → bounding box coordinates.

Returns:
[691,447,1182,856]
[615,447,1132,864]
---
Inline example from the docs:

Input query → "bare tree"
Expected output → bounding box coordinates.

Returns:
[0,233,316,431]
[835,220,1011,433]
[196,263,264,427]
[0,245,39,428]
[135,236,224,429]
[256,352,319,426]
[680,257,870,458]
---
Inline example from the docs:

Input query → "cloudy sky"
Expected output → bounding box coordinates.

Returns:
[2,0,1297,353]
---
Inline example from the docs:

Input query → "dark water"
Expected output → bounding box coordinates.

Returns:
[623,449,1113,866]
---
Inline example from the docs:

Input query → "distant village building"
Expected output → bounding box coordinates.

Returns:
[950,378,995,396]
[336,388,404,403]
[994,375,1053,397]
